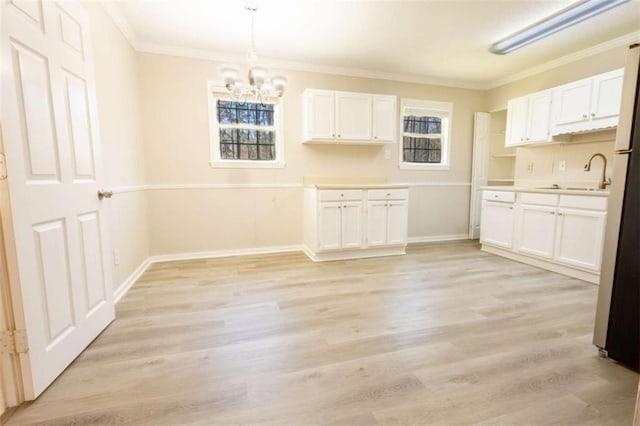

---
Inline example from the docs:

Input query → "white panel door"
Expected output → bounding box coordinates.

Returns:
[480,201,515,248]
[591,69,624,121]
[307,90,335,140]
[366,200,388,247]
[372,95,396,142]
[341,201,363,249]
[527,90,552,143]
[516,205,557,259]
[318,202,341,250]
[469,112,490,239]
[387,200,408,246]
[553,78,592,126]
[1,1,115,399]
[505,96,528,147]
[555,208,606,271]
[335,93,372,141]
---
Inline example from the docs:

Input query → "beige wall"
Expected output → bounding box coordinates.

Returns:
[138,53,487,255]
[84,3,150,291]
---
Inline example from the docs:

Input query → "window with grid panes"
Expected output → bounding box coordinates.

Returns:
[399,99,452,170]
[208,84,284,168]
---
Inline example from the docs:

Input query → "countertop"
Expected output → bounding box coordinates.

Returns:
[481,185,610,197]
[306,183,409,190]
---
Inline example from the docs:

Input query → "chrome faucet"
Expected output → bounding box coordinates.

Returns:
[584,153,612,190]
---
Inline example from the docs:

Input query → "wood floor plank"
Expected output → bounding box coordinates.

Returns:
[6,241,638,425]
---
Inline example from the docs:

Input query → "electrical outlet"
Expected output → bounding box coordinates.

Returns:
[113,249,121,266]
[384,149,391,160]
[558,160,566,172]
[528,162,535,173]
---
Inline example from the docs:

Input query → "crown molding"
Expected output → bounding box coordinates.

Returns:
[98,1,639,92]
[99,1,141,47]
[133,40,487,90]
[486,31,640,89]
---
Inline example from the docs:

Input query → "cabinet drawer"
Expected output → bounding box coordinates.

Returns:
[368,189,408,200]
[520,193,558,206]
[559,195,607,211]
[482,191,516,203]
[318,190,363,202]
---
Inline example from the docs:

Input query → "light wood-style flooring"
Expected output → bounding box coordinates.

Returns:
[7,241,639,425]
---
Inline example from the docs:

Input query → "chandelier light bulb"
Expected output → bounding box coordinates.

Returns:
[221,68,239,89]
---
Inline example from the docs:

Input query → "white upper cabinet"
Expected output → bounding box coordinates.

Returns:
[591,69,625,121]
[306,90,335,140]
[372,95,397,142]
[505,90,552,147]
[552,68,624,135]
[335,93,372,140]
[303,89,396,144]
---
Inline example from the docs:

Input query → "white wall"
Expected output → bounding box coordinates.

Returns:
[137,53,487,255]
[84,3,150,292]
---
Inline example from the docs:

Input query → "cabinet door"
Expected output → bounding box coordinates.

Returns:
[307,90,335,140]
[372,95,396,142]
[387,200,408,245]
[367,200,388,247]
[555,208,606,271]
[527,90,552,143]
[516,205,557,259]
[591,69,624,121]
[341,201,364,248]
[335,93,372,141]
[553,78,591,126]
[505,96,529,147]
[480,201,515,248]
[318,202,341,250]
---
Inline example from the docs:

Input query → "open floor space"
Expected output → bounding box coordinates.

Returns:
[7,242,638,425]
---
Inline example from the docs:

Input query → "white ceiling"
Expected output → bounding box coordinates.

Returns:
[104,0,640,89]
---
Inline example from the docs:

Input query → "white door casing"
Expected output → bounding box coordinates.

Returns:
[1,0,115,399]
[469,112,490,239]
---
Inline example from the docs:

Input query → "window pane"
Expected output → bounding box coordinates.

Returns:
[428,138,441,150]
[218,128,276,161]
[403,115,442,135]
[428,150,442,163]
[217,101,237,124]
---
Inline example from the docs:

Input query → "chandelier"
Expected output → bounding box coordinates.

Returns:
[220,4,287,103]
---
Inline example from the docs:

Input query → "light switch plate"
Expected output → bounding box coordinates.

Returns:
[113,249,121,266]
[385,149,391,160]
[558,160,566,172]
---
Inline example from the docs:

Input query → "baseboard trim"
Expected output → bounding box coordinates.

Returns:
[407,234,470,244]
[303,245,406,262]
[150,245,304,264]
[113,257,153,303]
[113,238,469,303]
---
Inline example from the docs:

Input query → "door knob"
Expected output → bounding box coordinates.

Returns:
[97,189,113,200]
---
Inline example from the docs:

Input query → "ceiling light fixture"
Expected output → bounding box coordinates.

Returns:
[220,3,287,103]
[489,0,631,55]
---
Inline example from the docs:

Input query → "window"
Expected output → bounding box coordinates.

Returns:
[208,82,284,168]
[399,99,452,170]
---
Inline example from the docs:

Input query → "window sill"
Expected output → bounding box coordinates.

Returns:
[398,162,450,171]
[209,160,285,169]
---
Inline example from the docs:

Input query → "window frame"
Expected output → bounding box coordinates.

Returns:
[398,98,453,171]
[207,81,285,169]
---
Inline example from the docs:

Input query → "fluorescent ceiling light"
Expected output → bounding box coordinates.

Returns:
[490,0,631,54]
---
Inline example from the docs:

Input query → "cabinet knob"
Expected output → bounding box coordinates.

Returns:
[374,136,378,139]
[341,193,344,197]
[338,134,341,138]
[332,134,335,138]
[591,113,596,117]
[582,114,588,118]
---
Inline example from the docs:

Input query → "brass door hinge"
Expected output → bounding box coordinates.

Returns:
[0,329,28,355]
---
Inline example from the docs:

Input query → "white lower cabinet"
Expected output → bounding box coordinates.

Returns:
[554,208,606,271]
[480,190,608,283]
[515,204,557,259]
[305,186,408,261]
[480,202,515,248]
